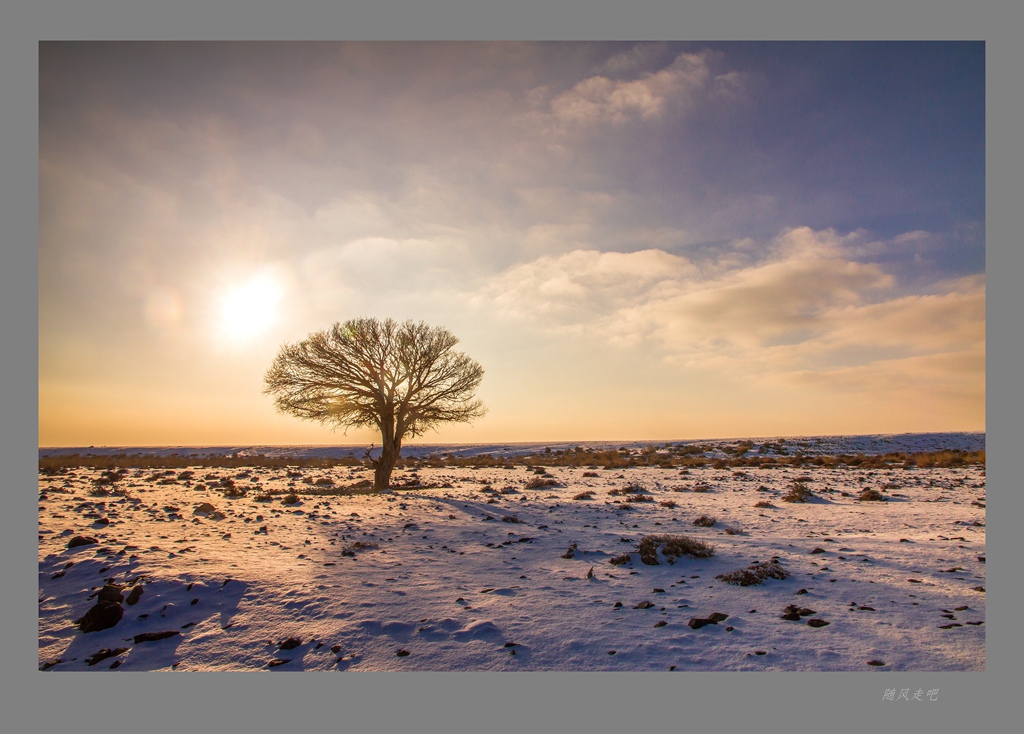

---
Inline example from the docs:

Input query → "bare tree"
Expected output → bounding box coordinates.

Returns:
[264,318,486,491]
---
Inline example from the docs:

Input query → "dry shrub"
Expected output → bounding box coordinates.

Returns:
[609,553,633,566]
[625,493,654,503]
[691,482,712,493]
[582,472,600,478]
[858,488,886,502]
[716,559,789,586]
[660,500,678,509]
[525,476,558,489]
[636,534,715,565]
[753,500,775,508]
[692,515,716,527]
[782,481,813,503]
[609,483,646,496]
[573,491,595,500]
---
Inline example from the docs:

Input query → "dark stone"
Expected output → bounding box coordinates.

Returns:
[795,588,808,595]
[613,601,623,608]
[40,658,62,670]
[780,612,802,621]
[810,547,826,554]
[687,617,711,629]
[707,612,729,623]
[654,620,668,628]
[806,618,830,627]
[866,659,886,666]
[267,658,290,667]
[280,637,302,650]
[133,630,180,643]
[126,585,144,606]
[755,650,767,656]
[634,601,655,609]
[68,535,98,549]
[396,649,410,657]
[331,645,342,654]
[86,647,128,666]
[94,517,110,526]
[797,608,816,617]
[96,584,124,604]
[78,601,123,633]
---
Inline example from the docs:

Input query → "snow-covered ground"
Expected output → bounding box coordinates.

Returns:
[38,435,985,672]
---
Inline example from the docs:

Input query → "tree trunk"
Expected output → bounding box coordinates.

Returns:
[373,435,402,492]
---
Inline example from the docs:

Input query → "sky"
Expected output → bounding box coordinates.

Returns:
[38,41,985,446]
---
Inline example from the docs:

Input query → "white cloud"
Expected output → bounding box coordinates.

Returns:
[549,51,722,127]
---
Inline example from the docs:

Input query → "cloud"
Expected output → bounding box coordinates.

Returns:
[471,228,984,393]
[548,50,735,127]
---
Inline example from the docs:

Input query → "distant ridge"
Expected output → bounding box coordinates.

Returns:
[39,431,984,460]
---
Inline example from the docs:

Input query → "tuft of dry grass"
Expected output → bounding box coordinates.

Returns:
[858,488,886,501]
[753,500,775,508]
[692,515,716,527]
[782,480,813,503]
[525,476,559,489]
[659,500,678,509]
[635,534,715,565]
[608,483,647,496]
[716,559,789,586]
[573,490,595,500]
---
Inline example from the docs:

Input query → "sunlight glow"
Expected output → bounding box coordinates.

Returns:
[218,274,282,341]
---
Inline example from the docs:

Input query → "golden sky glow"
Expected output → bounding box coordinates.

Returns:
[39,42,985,446]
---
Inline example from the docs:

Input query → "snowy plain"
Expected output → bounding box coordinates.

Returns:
[38,433,985,672]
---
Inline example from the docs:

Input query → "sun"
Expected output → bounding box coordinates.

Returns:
[218,274,282,340]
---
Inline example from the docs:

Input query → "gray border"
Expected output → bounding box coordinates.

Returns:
[8,2,1017,732]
